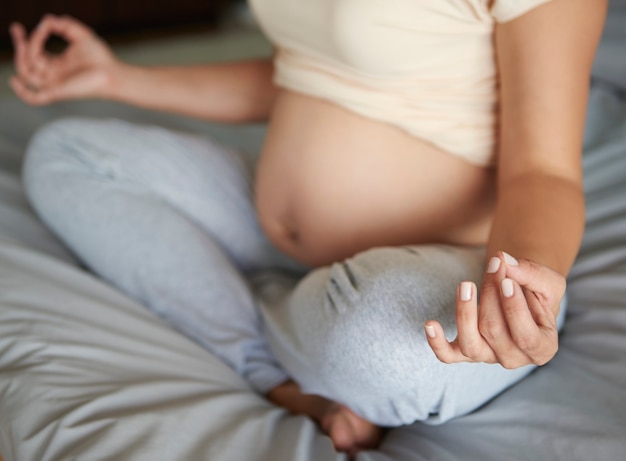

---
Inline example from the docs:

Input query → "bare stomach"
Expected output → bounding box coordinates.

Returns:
[255,91,496,267]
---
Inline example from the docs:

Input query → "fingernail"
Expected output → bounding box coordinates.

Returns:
[502,252,518,266]
[460,281,472,301]
[502,278,514,298]
[425,324,436,338]
[487,256,501,274]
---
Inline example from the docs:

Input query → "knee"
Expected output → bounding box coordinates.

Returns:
[318,247,485,366]
[322,249,438,355]
[297,248,457,411]
[24,118,91,178]
[324,247,459,322]
[25,116,120,182]
[274,246,486,424]
[27,117,93,154]
[23,118,105,210]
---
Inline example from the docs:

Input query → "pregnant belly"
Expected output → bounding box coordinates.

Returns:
[255,91,496,266]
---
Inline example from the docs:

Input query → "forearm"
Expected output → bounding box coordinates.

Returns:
[487,173,585,276]
[105,58,278,122]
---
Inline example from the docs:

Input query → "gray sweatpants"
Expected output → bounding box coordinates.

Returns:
[22,118,564,427]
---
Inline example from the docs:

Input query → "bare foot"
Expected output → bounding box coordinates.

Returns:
[320,403,382,456]
[267,381,382,456]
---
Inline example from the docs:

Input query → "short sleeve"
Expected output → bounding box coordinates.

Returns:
[490,0,552,23]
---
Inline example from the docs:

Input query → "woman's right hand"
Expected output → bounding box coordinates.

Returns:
[10,14,119,105]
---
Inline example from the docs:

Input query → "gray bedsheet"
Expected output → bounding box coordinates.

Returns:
[2,9,626,460]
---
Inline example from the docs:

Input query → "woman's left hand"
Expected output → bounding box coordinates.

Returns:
[424,251,566,369]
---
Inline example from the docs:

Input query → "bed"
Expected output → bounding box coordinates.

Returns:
[1,4,626,460]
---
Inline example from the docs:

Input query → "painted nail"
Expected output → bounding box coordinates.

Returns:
[425,324,436,339]
[487,256,501,274]
[502,252,518,266]
[502,278,514,298]
[460,281,472,301]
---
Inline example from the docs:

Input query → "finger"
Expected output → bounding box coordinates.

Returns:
[26,15,89,72]
[9,77,43,105]
[478,309,527,368]
[455,281,496,362]
[10,22,51,90]
[499,251,566,302]
[9,22,26,53]
[523,287,560,328]
[478,256,529,367]
[23,54,66,89]
[500,279,542,353]
[9,76,59,106]
[28,15,60,66]
[28,15,96,81]
[10,23,31,80]
[33,14,93,45]
[424,321,472,364]
[477,255,509,344]
[501,280,558,365]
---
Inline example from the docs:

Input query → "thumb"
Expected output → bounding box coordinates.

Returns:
[498,251,566,300]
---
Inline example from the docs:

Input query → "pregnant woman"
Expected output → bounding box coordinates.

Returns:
[10,0,605,455]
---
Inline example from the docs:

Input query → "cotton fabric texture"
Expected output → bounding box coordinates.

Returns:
[20,117,564,426]
[250,0,552,165]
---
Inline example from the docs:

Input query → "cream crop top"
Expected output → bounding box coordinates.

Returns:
[249,0,552,166]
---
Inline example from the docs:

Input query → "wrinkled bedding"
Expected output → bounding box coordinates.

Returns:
[1,5,626,459]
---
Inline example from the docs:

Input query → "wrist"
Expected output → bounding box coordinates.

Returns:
[99,61,134,101]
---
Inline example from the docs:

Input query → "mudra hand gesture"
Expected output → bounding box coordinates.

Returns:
[426,251,566,368]
[10,14,118,105]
